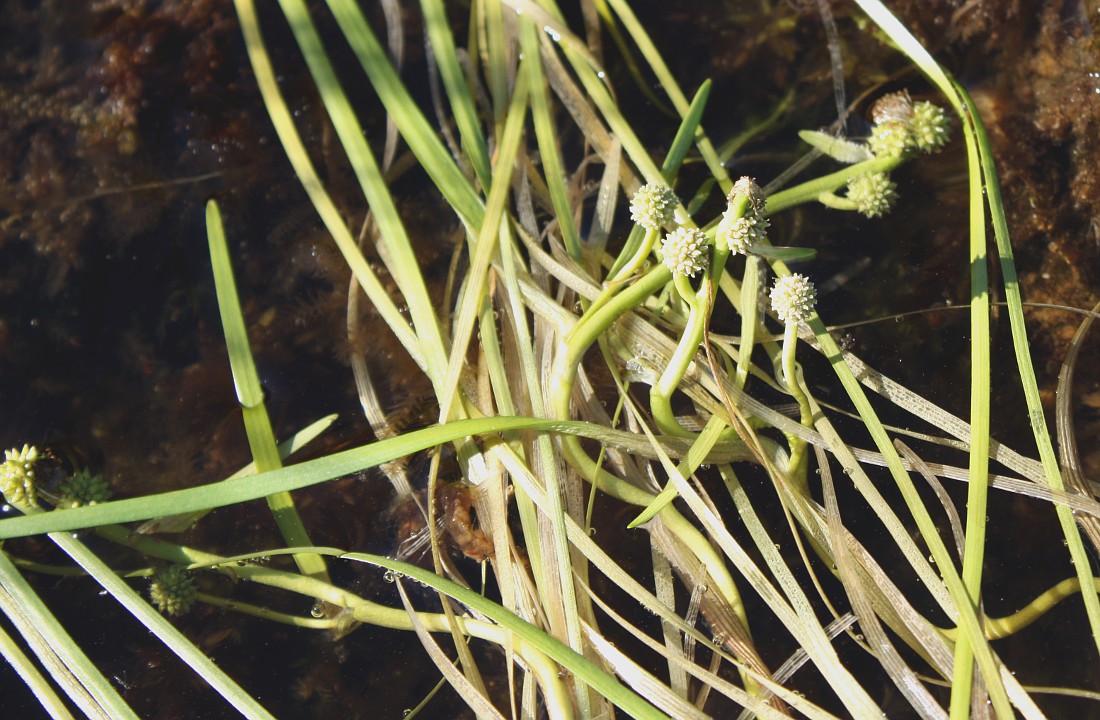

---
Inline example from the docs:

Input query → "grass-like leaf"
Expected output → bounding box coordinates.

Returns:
[206,200,329,582]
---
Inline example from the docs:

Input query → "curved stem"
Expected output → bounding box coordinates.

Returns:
[940,576,1100,641]
[780,322,813,482]
[547,263,750,641]
[650,275,706,437]
[608,227,661,284]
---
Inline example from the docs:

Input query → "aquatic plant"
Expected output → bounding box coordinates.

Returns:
[2,1,1099,718]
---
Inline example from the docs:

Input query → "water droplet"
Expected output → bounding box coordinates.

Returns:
[596,71,606,79]
[310,601,325,618]
[543,25,562,43]
[383,570,396,583]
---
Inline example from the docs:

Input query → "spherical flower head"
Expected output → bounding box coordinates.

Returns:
[868,121,911,160]
[57,469,111,508]
[847,172,898,218]
[720,209,769,254]
[150,566,198,616]
[1,444,39,509]
[629,183,678,230]
[870,90,913,125]
[770,274,817,324]
[729,176,766,214]
[661,227,709,278]
[910,101,950,153]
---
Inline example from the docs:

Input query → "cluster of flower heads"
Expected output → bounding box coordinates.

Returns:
[630,177,775,280]
[867,90,950,159]
[719,176,770,255]
[1,444,114,512]
[630,183,709,279]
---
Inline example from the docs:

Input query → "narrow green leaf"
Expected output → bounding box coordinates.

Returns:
[661,80,711,182]
[206,200,329,582]
[420,0,491,188]
[0,417,680,539]
[798,130,873,164]
[0,552,139,720]
[750,246,817,263]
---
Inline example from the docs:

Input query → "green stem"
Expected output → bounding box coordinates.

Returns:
[765,154,900,214]
[609,227,661,284]
[779,322,812,486]
[650,275,706,437]
[90,525,574,718]
[548,265,751,644]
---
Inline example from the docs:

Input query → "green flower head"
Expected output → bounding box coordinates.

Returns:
[150,566,198,617]
[868,121,912,160]
[661,227,709,278]
[629,183,678,230]
[720,176,769,254]
[720,212,769,255]
[57,469,112,508]
[867,91,949,158]
[847,172,898,218]
[770,274,817,324]
[1,445,40,510]
[910,101,950,153]
[728,176,766,214]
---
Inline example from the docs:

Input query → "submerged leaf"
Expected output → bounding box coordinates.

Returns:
[798,130,873,164]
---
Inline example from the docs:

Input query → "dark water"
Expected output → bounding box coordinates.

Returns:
[2,0,1099,717]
